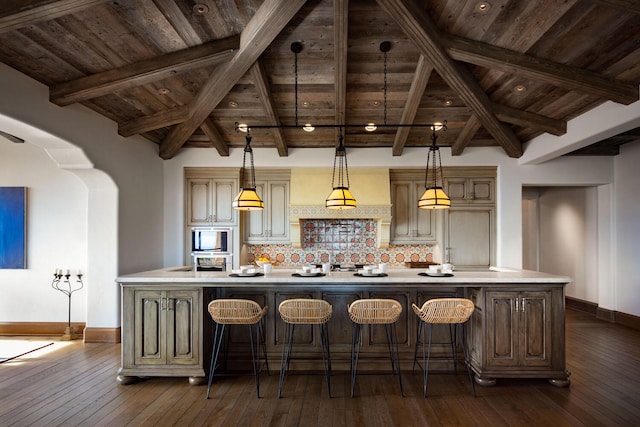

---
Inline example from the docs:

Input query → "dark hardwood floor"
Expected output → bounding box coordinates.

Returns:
[1,309,639,426]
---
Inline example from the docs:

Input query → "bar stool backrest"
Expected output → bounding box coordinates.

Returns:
[412,298,474,324]
[208,299,267,324]
[278,298,332,324]
[348,298,402,324]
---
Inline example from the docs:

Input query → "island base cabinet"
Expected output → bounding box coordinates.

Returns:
[466,287,570,387]
[118,287,204,385]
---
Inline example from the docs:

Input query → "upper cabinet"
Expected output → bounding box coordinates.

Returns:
[185,168,239,226]
[244,169,290,244]
[444,169,495,205]
[390,170,441,244]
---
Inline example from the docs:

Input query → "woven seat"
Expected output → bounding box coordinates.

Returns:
[206,299,269,399]
[278,299,332,398]
[412,298,476,397]
[348,298,403,397]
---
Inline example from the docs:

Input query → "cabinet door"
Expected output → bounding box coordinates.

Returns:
[390,180,438,244]
[267,180,289,241]
[245,181,267,240]
[445,208,494,268]
[134,290,165,365]
[166,290,200,365]
[212,179,236,225]
[520,291,552,367]
[187,179,212,225]
[445,177,494,204]
[486,291,518,367]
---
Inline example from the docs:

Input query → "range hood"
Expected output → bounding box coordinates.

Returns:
[289,168,392,248]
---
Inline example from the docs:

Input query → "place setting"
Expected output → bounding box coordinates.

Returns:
[353,263,389,278]
[229,265,264,278]
[418,263,455,278]
[292,265,327,278]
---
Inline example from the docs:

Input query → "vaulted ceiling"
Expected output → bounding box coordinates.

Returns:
[1,0,639,159]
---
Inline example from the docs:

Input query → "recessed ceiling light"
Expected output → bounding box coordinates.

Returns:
[477,2,491,12]
[302,101,310,108]
[193,3,209,15]
[372,101,381,107]
[365,123,377,132]
[514,85,527,93]
[444,99,453,106]
[158,88,170,95]
[229,101,238,108]
[303,123,315,132]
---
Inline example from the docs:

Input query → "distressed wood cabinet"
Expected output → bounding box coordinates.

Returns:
[185,168,238,226]
[118,287,203,384]
[244,170,290,243]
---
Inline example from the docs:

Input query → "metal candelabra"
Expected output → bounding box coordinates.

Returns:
[51,270,84,340]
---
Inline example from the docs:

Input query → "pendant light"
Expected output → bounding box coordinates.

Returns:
[326,131,356,209]
[233,133,264,210]
[418,124,450,209]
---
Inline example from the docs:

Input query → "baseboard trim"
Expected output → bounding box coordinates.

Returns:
[84,327,121,343]
[565,297,598,316]
[566,297,640,331]
[0,322,85,336]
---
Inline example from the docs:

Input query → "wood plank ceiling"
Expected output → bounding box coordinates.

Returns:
[0,0,639,159]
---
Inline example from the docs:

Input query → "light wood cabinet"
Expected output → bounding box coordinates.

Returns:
[118,287,204,384]
[244,170,290,243]
[444,207,495,269]
[390,171,441,244]
[445,176,495,204]
[185,168,239,226]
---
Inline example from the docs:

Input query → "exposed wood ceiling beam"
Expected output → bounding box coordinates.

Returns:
[119,105,189,137]
[586,0,640,14]
[200,119,229,156]
[451,115,481,156]
[250,61,288,156]
[392,55,433,156]
[445,35,639,105]
[158,0,306,160]
[0,0,108,33]
[493,104,567,136]
[152,0,203,46]
[334,0,348,142]
[50,36,240,106]
[377,0,523,158]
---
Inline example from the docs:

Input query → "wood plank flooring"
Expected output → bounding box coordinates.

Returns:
[1,309,639,426]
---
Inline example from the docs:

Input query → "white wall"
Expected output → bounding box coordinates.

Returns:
[614,142,640,317]
[0,62,164,328]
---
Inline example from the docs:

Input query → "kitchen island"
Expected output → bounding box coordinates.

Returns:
[116,267,571,387]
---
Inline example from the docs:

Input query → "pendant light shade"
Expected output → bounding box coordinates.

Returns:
[233,134,264,211]
[418,125,450,210]
[326,133,356,209]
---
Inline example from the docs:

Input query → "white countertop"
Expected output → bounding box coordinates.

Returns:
[117,266,571,285]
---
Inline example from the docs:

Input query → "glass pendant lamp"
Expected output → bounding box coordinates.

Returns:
[326,132,356,209]
[233,133,264,210]
[418,126,450,209]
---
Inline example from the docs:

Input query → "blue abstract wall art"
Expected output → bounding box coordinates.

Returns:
[0,187,27,269]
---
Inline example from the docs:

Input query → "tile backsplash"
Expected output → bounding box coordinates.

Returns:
[247,218,435,266]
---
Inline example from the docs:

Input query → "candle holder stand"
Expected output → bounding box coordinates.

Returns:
[51,272,84,340]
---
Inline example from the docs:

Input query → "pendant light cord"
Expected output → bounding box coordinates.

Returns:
[242,133,256,189]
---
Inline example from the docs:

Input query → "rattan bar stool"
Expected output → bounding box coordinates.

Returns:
[206,299,269,399]
[278,298,333,398]
[348,298,403,397]
[411,298,476,397]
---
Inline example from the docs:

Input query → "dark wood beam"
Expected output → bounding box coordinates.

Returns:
[158,0,306,160]
[392,55,433,156]
[0,0,108,33]
[376,0,523,158]
[493,104,567,136]
[586,0,640,14]
[152,0,203,46]
[118,105,189,137]
[200,119,229,156]
[334,0,348,142]
[445,35,639,105]
[451,116,481,156]
[250,61,288,157]
[50,36,240,106]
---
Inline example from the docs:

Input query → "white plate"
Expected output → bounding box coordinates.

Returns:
[296,270,320,276]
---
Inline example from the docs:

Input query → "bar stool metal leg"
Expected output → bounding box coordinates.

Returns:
[206,322,226,399]
[320,322,332,397]
[350,322,363,397]
[278,322,296,398]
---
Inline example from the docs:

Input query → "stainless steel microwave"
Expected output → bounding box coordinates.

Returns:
[191,227,232,254]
